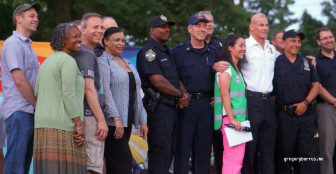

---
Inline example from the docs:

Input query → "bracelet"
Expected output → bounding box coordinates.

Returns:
[303,99,309,106]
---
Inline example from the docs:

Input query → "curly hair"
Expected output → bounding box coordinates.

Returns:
[50,23,77,51]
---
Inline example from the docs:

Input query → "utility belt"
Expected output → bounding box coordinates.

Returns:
[144,88,177,113]
[189,92,212,99]
[246,90,272,100]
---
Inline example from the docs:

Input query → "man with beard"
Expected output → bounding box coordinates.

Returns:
[171,13,221,174]
[137,15,190,174]
[315,27,336,174]
[274,29,319,174]
[73,13,108,174]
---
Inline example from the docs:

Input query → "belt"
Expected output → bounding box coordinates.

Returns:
[246,90,272,100]
[189,92,212,99]
[161,96,176,107]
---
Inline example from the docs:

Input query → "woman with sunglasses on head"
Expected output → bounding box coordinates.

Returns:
[214,34,247,174]
[98,27,148,174]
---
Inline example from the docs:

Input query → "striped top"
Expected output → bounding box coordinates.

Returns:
[98,51,147,127]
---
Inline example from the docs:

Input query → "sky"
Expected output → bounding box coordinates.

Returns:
[288,0,331,29]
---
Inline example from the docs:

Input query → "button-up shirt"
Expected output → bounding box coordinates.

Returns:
[274,54,319,106]
[241,35,277,93]
[171,39,220,94]
[0,31,38,120]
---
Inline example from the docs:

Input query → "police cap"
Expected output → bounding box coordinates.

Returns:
[188,12,209,25]
[148,15,175,29]
[283,29,305,40]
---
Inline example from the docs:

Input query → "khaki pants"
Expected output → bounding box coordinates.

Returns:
[85,116,105,174]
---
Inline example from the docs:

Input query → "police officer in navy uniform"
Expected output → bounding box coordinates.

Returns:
[198,10,225,174]
[171,13,221,174]
[273,29,319,174]
[136,15,190,174]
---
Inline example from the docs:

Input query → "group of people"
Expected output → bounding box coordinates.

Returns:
[1,2,336,174]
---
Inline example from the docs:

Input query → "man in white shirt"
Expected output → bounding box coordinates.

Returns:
[241,13,278,174]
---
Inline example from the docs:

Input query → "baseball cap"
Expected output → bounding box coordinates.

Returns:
[13,2,41,24]
[188,13,209,25]
[282,29,305,40]
[148,15,175,29]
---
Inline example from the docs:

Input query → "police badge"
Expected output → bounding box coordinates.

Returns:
[145,49,156,62]
[160,15,167,21]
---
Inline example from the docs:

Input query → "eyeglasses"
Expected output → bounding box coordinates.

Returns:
[319,36,334,41]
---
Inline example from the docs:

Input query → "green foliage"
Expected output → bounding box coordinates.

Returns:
[299,10,323,55]
[321,0,336,32]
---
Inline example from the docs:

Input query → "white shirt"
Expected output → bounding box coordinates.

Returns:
[241,35,277,93]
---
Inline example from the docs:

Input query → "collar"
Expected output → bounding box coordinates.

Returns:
[317,51,336,60]
[149,38,168,52]
[102,51,130,64]
[246,35,271,48]
[185,38,211,53]
[13,31,31,43]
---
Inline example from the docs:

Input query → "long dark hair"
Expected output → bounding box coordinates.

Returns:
[216,34,244,72]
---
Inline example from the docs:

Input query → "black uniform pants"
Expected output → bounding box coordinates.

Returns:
[242,96,277,174]
[105,126,132,174]
[213,129,224,174]
[147,102,177,174]
[278,110,317,174]
[174,97,213,174]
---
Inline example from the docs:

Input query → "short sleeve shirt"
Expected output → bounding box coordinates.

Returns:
[315,52,336,103]
[136,38,180,91]
[0,31,38,120]
[274,54,319,106]
[73,44,102,116]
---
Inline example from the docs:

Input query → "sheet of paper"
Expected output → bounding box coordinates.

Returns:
[224,120,253,147]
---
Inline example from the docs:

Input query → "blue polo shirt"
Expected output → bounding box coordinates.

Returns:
[0,31,38,120]
[316,52,336,103]
[170,39,219,94]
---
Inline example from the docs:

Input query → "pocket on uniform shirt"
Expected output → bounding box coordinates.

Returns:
[298,70,310,86]
[160,59,174,78]
[181,61,195,79]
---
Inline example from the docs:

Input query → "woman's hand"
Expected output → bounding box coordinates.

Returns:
[73,124,85,146]
[229,117,242,131]
[139,124,148,140]
[114,119,124,139]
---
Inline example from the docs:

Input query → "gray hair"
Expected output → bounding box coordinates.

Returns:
[270,30,284,41]
[80,13,101,29]
[198,11,213,19]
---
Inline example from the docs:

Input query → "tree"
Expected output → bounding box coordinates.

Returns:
[321,0,336,32]
[299,10,324,55]
[245,0,296,32]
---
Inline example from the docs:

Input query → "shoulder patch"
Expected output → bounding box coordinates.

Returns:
[145,49,156,62]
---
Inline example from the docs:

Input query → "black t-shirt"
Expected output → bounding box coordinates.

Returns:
[316,52,336,103]
[73,44,102,116]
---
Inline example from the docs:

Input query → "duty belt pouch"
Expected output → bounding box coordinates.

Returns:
[147,88,161,113]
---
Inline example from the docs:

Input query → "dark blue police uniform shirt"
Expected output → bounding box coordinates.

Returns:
[316,52,336,103]
[170,39,220,94]
[136,38,180,90]
[209,36,224,52]
[274,54,319,106]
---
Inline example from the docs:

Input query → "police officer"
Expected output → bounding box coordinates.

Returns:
[198,11,224,52]
[171,13,220,174]
[136,15,190,174]
[197,10,224,174]
[274,29,319,174]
